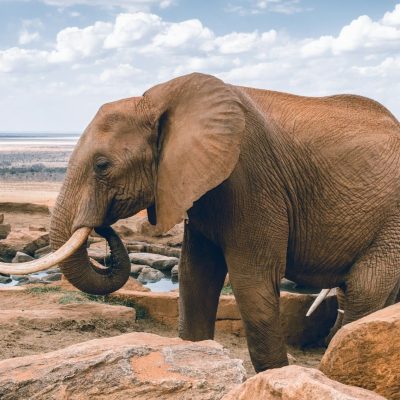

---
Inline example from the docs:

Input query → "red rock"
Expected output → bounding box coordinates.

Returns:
[222,366,386,400]
[320,303,400,400]
[0,332,245,400]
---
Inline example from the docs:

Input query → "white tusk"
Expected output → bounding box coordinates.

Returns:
[306,288,333,317]
[0,227,91,276]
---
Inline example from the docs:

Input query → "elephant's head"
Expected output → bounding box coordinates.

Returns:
[48,72,245,295]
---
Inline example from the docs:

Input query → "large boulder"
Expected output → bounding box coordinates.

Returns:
[0,224,11,239]
[222,366,385,400]
[0,230,49,258]
[12,251,34,263]
[126,241,181,258]
[129,252,179,271]
[0,275,11,284]
[0,332,245,400]
[0,303,136,327]
[138,266,165,283]
[320,303,400,400]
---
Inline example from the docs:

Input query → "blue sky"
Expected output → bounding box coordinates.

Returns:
[0,0,399,132]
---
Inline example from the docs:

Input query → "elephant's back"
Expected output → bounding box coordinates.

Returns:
[239,86,399,140]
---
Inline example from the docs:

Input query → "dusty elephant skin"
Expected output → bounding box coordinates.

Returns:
[320,303,400,400]
[48,72,400,372]
[0,332,246,400]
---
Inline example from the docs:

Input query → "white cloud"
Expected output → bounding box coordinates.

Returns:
[49,21,112,62]
[1,4,399,132]
[301,11,400,57]
[151,19,213,49]
[354,56,400,78]
[0,47,48,72]
[99,63,141,82]
[227,0,304,15]
[382,3,400,26]
[104,13,161,48]
[4,0,175,11]
[215,30,276,54]
[18,30,40,45]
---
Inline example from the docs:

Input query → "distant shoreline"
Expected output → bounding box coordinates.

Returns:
[0,134,75,183]
[0,134,75,204]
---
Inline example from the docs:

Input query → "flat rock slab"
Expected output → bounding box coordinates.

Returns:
[0,303,136,326]
[320,303,400,400]
[129,252,179,271]
[0,332,245,400]
[222,365,386,400]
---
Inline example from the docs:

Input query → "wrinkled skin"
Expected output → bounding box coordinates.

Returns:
[50,72,400,372]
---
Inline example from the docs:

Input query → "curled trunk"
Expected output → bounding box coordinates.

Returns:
[51,217,130,295]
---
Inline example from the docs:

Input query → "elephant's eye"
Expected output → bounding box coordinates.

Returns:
[95,158,111,173]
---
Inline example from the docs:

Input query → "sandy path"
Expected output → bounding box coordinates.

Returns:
[0,182,61,207]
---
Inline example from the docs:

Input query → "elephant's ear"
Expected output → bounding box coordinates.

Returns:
[144,73,245,233]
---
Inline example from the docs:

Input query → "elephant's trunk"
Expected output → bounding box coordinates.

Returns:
[50,201,131,295]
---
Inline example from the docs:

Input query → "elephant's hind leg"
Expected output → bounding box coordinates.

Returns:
[178,223,227,341]
[225,247,288,372]
[342,217,400,326]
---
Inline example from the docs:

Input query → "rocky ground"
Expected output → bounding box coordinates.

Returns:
[0,201,398,399]
[0,202,326,375]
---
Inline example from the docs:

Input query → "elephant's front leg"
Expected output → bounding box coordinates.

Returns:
[226,249,288,372]
[179,223,227,341]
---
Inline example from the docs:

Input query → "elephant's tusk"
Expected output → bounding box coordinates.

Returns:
[0,227,91,276]
[306,288,333,317]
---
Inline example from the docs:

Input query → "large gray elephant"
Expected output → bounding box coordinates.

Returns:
[2,72,399,372]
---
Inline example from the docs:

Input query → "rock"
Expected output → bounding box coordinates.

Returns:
[126,242,147,253]
[145,244,181,258]
[11,275,29,283]
[280,291,337,346]
[0,332,245,400]
[0,303,136,329]
[130,263,144,276]
[122,277,150,292]
[126,241,181,258]
[87,247,108,263]
[27,276,50,284]
[320,303,400,400]
[129,252,179,271]
[138,266,165,283]
[44,272,63,282]
[171,264,179,278]
[222,365,385,400]
[0,243,16,261]
[0,214,4,224]
[34,245,52,258]
[28,225,47,232]
[46,266,61,274]
[0,224,11,240]
[114,224,134,238]
[111,290,179,326]
[12,251,34,263]
[1,230,49,257]
[0,275,11,284]
[167,236,183,247]
[22,232,49,256]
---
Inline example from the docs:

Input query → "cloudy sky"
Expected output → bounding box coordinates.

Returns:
[1,0,399,132]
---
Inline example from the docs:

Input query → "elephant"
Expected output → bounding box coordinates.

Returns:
[2,72,399,372]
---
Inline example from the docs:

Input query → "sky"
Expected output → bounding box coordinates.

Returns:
[0,0,399,133]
